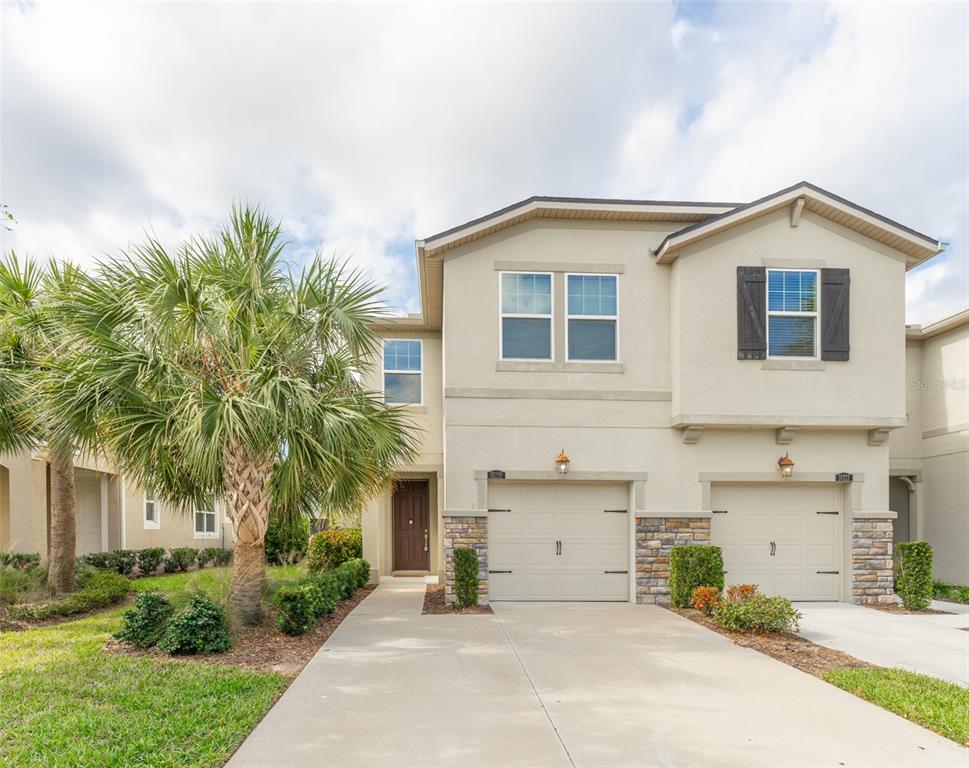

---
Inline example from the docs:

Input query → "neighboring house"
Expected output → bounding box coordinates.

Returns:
[362,181,965,606]
[0,449,233,556]
[891,310,969,585]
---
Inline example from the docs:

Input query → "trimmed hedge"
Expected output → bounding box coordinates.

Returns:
[10,571,130,621]
[306,528,362,574]
[265,516,311,565]
[668,545,724,608]
[166,547,197,573]
[115,589,174,647]
[158,593,231,654]
[137,547,166,575]
[896,541,933,610]
[272,558,370,636]
[454,548,479,608]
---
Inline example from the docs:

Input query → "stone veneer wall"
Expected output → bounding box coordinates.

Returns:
[442,515,488,604]
[851,519,894,605]
[635,517,711,604]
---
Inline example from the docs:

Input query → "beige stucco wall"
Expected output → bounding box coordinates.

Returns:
[672,209,907,426]
[121,480,231,551]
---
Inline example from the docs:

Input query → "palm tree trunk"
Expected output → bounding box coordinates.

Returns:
[48,449,77,594]
[224,441,274,622]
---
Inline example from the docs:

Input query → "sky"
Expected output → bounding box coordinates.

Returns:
[1,1,967,324]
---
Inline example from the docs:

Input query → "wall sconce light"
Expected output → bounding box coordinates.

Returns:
[778,453,795,478]
[555,449,571,474]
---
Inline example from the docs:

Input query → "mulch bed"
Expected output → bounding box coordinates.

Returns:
[422,583,492,615]
[667,606,875,678]
[104,585,376,677]
[868,604,952,615]
[0,593,137,633]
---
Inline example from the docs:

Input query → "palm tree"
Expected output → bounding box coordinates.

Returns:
[60,206,417,620]
[0,254,89,593]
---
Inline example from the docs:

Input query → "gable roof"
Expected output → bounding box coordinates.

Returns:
[652,181,942,267]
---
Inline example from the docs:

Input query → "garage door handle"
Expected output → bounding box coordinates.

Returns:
[816,570,840,575]
[556,540,561,555]
[489,570,513,574]
[604,570,628,574]
[816,510,839,515]
[603,509,628,514]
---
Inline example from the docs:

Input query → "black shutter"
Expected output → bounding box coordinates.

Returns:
[737,266,767,360]
[821,268,850,361]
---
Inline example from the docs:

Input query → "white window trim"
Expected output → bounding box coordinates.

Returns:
[565,273,620,363]
[193,507,219,539]
[382,338,423,406]
[143,495,159,530]
[766,268,820,360]
[498,270,554,362]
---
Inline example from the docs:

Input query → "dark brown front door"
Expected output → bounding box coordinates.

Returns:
[393,481,429,571]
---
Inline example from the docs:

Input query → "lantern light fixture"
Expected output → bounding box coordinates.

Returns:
[778,453,795,478]
[555,449,570,474]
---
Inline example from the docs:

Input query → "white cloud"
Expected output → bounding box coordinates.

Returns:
[1,1,966,322]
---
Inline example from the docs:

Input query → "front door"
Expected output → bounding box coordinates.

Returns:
[393,481,429,571]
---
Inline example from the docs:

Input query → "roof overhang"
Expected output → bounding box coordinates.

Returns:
[906,308,969,341]
[653,182,943,268]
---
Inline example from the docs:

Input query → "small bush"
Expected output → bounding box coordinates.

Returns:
[711,586,800,633]
[932,579,969,605]
[136,547,165,575]
[111,550,137,576]
[668,546,724,608]
[265,516,311,565]
[895,541,933,610]
[690,585,719,615]
[195,548,214,568]
[274,582,320,635]
[454,548,479,608]
[78,551,115,570]
[724,583,757,601]
[207,547,233,566]
[306,528,362,574]
[168,547,197,573]
[0,565,46,605]
[311,573,343,615]
[0,552,41,571]
[10,571,130,621]
[114,589,174,647]
[158,593,231,655]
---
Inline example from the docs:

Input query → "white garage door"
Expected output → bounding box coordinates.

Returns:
[711,484,841,601]
[488,482,629,601]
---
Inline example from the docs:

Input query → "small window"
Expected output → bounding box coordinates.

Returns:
[500,272,552,360]
[383,339,422,405]
[767,269,818,358]
[143,495,159,529]
[567,274,618,361]
[194,502,218,539]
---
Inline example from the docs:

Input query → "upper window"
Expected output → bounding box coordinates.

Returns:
[567,274,618,361]
[143,495,158,529]
[767,269,818,358]
[383,339,422,405]
[194,500,218,539]
[500,272,553,360]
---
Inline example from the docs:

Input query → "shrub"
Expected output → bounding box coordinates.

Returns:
[136,547,165,575]
[0,552,41,571]
[724,583,757,601]
[111,550,138,576]
[207,547,233,566]
[195,548,214,568]
[933,580,953,600]
[168,547,197,573]
[265,516,311,565]
[306,528,362,574]
[158,593,231,654]
[274,582,320,635]
[78,551,115,570]
[454,548,479,609]
[162,555,178,573]
[114,589,174,647]
[10,571,130,621]
[311,572,343,615]
[690,585,720,615]
[895,541,933,610]
[668,546,724,608]
[0,565,46,605]
[711,586,800,633]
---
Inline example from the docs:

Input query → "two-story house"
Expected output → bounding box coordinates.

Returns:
[362,181,964,606]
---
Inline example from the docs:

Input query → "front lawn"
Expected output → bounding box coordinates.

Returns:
[133,564,307,608]
[825,667,969,746]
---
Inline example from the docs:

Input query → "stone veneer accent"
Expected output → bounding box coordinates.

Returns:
[635,517,711,604]
[851,519,895,605]
[442,515,488,604]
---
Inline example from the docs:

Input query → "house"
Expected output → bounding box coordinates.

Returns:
[361,181,966,606]
[0,448,232,556]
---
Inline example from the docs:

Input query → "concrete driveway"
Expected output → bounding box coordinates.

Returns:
[796,601,969,687]
[228,581,966,768]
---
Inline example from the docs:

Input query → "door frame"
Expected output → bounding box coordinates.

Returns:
[392,480,430,572]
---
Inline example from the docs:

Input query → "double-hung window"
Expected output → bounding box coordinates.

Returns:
[500,272,553,360]
[767,269,818,358]
[143,495,159,529]
[383,339,422,405]
[194,500,218,539]
[566,274,618,361]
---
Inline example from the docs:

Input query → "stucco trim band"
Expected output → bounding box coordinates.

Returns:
[446,387,670,401]
[493,260,626,274]
[673,414,907,428]
[495,361,626,374]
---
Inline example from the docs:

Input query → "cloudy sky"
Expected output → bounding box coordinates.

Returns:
[1,1,967,323]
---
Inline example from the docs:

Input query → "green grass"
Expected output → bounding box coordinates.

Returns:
[0,564,308,767]
[825,667,969,745]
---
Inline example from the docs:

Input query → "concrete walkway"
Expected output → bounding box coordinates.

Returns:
[796,601,969,687]
[229,582,967,768]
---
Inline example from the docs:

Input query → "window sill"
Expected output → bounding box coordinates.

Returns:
[143,522,160,531]
[193,533,220,540]
[496,361,625,373]
[761,360,826,371]
[392,404,427,413]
